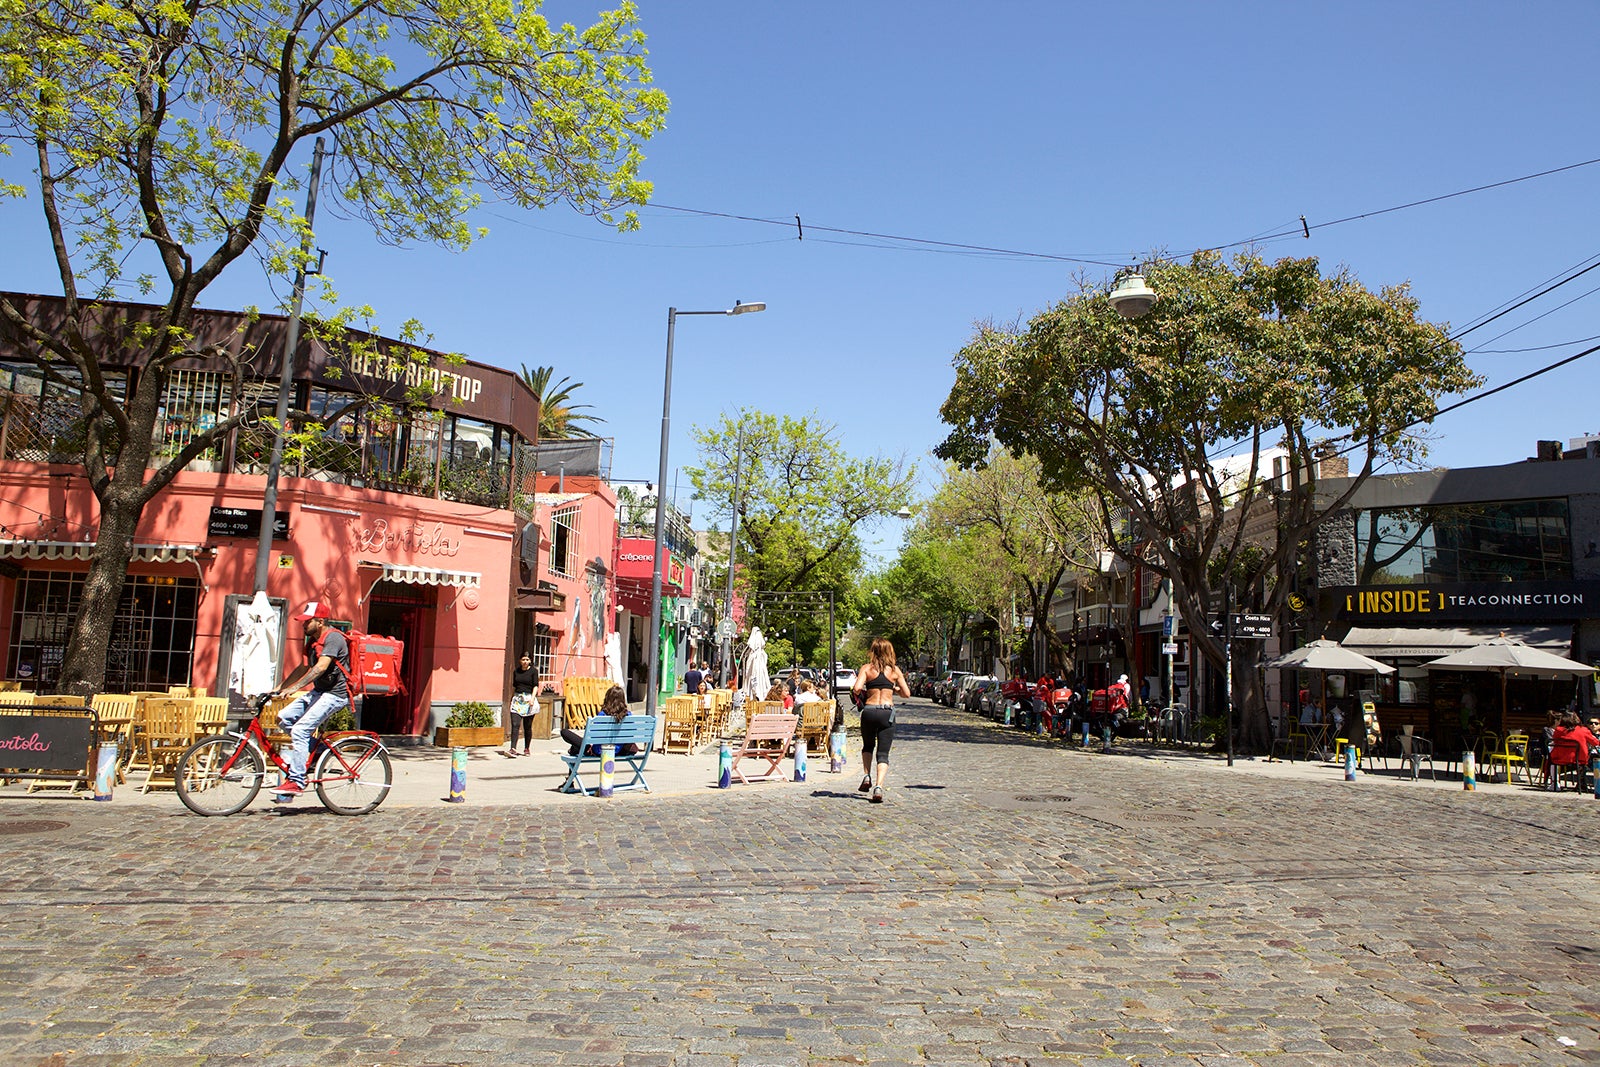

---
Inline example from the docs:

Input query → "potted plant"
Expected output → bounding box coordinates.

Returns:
[433,700,502,748]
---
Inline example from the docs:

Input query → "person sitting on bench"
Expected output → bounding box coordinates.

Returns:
[560,685,639,758]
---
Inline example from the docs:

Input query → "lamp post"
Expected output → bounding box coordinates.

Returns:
[647,301,766,719]
[718,429,744,688]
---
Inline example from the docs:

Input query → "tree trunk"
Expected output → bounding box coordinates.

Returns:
[56,477,146,697]
[1234,641,1273,754]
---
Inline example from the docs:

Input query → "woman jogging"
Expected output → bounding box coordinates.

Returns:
[851,636,911,804]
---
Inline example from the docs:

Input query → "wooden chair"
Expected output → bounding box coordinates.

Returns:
[711,689,733,739]
[1486,732,1531,786]
[797,701,832,757]
[192,696,230,736]
[259,694,299,751]
[90,694,138,785]
[730,712,799,784]
[662,695,700,754]
[0,691,36,707]
[139,698,198,792]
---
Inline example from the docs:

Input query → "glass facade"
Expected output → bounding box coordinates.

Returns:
[1354,499,1572,584]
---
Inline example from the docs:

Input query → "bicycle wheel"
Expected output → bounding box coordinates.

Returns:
[314,736,392,815]
[175,736,265,816]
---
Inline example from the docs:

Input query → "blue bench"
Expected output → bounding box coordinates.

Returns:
[558,714,657,795]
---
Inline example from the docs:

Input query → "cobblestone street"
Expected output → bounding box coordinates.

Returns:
[2,697,1598,1066]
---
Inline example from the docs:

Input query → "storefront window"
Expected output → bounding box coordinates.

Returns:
[8,572,198,691]
[1355,499,1572,584]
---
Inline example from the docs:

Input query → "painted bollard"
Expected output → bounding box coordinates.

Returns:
[93,740,117,802]
[1344,744,1357,782]
[1462,751,1475,791]
[793,737,807,782]
[597,744,615,798]
[1591,752,1600,799]
[718,742,732,789]
[446,745,468,802]
[829,728,847,773]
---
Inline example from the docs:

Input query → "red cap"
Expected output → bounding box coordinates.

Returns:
[300,601,333,620]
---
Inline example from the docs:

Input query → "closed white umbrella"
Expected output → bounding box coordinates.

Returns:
[742,626,770,701]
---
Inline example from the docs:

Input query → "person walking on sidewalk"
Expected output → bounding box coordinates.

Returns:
[267,601,351,802]
[852,636,911,804]
[507,653,539,756]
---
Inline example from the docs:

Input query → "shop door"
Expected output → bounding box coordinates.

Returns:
[364,587,433,735]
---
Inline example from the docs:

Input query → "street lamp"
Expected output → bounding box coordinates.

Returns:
[647,301,767,719]
[1108,268,1157,319]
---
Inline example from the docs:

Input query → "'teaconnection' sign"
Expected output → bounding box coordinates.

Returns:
[1322,580,1597,622]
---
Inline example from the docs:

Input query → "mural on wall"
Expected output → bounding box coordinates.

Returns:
[587,568,608,649]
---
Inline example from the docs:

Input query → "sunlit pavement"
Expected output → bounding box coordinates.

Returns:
[1,697,1597,1066]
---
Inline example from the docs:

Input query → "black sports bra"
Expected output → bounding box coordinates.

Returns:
[865,668,896,690]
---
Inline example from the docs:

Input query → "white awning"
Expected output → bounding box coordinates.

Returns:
[0,540,207,563]
[1341,624,1573,659]
[359,560,481,588]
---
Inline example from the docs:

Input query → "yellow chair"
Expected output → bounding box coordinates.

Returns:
[1486,732,1530,786]
[91,694,138,785]
[139,698,198,792]
[662,695,699,754]
[192,696,230,735]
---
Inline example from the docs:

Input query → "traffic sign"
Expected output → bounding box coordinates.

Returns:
[1234,613,1273,639]
[1161,613,1174,638]
[1161,642,1178,656]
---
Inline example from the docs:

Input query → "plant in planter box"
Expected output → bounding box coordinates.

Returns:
[435,700,501,747]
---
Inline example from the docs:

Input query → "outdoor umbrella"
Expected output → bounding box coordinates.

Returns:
[1266,639,1395,751]
[1423,634,1595,718]
[741,626,770,702]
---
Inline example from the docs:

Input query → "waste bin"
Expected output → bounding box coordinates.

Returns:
[535,695,558,739]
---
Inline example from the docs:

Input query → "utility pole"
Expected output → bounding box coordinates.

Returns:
[253,136,328,594]
[1223,582,1235,767]
[718,430,743,688]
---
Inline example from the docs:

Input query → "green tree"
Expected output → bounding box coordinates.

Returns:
[937,251,1480,752]
[0,0,667,694]
[690,410,915,663]
[520,364,605,439]
[923,451,1104,677]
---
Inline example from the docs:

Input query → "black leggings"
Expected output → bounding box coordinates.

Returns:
[511,711,534,749]
[860,704,895,764]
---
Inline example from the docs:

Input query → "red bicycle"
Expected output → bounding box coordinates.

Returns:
[174,694,392,816]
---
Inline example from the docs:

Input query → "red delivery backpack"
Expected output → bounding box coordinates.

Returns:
[311,629,406,703]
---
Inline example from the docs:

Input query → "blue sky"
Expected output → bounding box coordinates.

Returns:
[4,2,1598,545]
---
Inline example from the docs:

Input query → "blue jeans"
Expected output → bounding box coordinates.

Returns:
[277,690,346,786]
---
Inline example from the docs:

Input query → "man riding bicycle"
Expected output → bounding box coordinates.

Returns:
[268,601,351,802]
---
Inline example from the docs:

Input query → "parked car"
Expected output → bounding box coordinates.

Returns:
[978,679,1009,719]
[940,671,972,706]
[829,666,857,694]
[958,675,994,714]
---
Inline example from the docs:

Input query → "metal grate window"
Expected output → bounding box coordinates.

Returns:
[8,572,199,691]
[159,370,228,460]
[550,506,580,579]
[529,630,554,680]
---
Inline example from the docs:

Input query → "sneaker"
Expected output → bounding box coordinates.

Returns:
[858,775,873,792]
[273,780,304,798]
[870,786,885,804]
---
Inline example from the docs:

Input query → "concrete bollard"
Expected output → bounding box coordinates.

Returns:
[718,742,732,789]
[1462,751,1475,791]
[793,737,807,782]
[597,745,615,798]
[445,746,468,802]
[829,729,847,773]
[93,740,117,802]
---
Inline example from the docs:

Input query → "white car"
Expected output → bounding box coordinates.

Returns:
[828,667,857,694]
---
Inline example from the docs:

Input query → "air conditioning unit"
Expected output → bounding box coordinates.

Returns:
[673,603,692,625]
